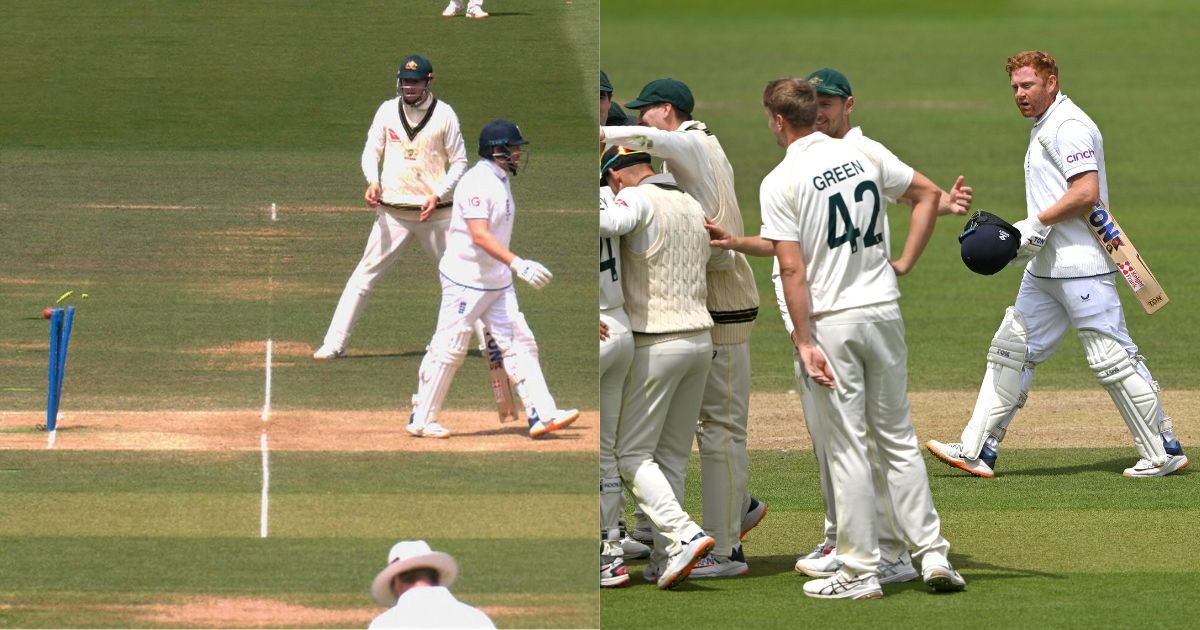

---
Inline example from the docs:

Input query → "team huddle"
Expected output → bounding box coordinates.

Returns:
[313,53,578,441]
[599,51,1186,597]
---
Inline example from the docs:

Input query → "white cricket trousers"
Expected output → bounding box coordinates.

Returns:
[615,331,711,562]
[322,208,450,350]
[600,307,634,540]
[698,340,750,558]
[801,303,950,578]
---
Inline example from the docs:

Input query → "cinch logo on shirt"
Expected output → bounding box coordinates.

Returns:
[1065,149,1095,163]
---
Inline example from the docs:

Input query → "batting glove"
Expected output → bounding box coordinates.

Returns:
[1011,217,1049,264]
[510,256,553,289]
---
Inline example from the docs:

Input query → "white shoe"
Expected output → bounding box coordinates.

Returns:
[657,533,715,590]
[465,5,488,18]
[312,345,344,360]
[620,536,650,560]
[529,408,579,438]
[1124,454,1189,478]
[802,573,882,600]
[407,417,451,439]
[878,553,918,585]
[690,546,748,579]
[740,496,767,540]
[795,544,840,577]
[601,554,630,588]
[926,440,995,478]
[921,551,966,592]
[441,1,462,16]
[630,519,654,546]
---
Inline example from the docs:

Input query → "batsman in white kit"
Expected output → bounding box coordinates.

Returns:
[927,50,1187,479]
[405,119,578,439]
[759,78,964,599]
[315,54,468,360]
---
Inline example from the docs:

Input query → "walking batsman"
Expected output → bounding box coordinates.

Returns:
[926,51,1187,478]
[405,119,578,439]
[602,145,717,590]
[761,77,964,599]
[314,54,468,360]
[602,78,764,579]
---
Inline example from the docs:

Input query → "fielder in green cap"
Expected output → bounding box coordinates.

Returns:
[602,77,767,580]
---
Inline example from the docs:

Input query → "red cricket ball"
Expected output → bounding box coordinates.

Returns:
[42,307,53,319]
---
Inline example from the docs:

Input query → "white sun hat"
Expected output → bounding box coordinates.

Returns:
[371,540,460,607]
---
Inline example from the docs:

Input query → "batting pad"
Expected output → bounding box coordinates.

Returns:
[962,307,1030,459]
[1080,329,1167,464]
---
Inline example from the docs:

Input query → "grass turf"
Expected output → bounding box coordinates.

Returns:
[601,0,1200,393]
[0,450,597,628]
[0,0,599,412]
[601,448,1200,629]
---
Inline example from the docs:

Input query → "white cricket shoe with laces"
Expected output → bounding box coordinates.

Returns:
[926,440,996,478]
[803,573,882,600]
[878,553,918,584]
[795,543,840,577]
[441,1,462,16]
[921,551,966,592]
[617,520,651,560]
[465,5,488,18]
[657,533,715,590]
[690,544,749,579]
[312,345,345,360]
[528,408,579,438]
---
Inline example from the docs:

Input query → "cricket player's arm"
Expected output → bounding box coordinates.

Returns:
[1036,171,1100,225]
[600,192,640,237]
[438,114,470,197]
[890,174,940,276]
[772,239,833,389]
[466,219,516,266]
[362,104,388,207]
[703,218,774,257]
[601,125,698,163]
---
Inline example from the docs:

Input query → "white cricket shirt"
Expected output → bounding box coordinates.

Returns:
[440,160,516,290]
[362,95,468,206]
[368,586,494,629]
[770,127,913,331]
[1025,92,1114,278]
[760,132,912,316]
[600,186,634,312]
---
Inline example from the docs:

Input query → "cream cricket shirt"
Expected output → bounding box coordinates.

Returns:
[439,160,516,290]
[760,132,912,316]
[362,96,468,207]
[1025,92,1115,278]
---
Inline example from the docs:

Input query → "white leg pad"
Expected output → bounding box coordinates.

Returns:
[502,313,558,422]
[412,327,471,424]
[961,307,1031,459]
[1079,329,1168,464]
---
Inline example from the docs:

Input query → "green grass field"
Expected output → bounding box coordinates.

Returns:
[2,1,599,627]
[602,0,1200,627]
[602,450,1200,629]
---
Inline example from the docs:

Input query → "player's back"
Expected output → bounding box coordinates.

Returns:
[762,133,900,315]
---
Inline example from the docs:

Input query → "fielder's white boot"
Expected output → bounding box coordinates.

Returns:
[740,496,767,540]
[921,551,966,592]
[657,533,715,590]
[617,520,651,560]
[1123,455,1189,478]
[441,1,462,16]
[926,440,996,478]
[878,552,919,585]
[795,543,840,577]
[690,544,749,579]
[312,345,345,360]
[465,4,488,18]
[802,572,883,600]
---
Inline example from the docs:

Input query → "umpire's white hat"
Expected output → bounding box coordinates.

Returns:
[371,540,459,606]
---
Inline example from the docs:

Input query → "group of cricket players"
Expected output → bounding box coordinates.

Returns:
[598,50,1186,598]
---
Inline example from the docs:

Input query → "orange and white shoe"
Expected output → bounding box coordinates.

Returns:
[926,440,996,478]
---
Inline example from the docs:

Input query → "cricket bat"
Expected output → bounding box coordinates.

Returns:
[481,327,519,423]
[1037,135,1168,314]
